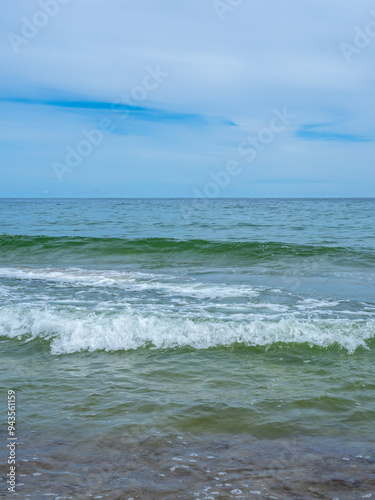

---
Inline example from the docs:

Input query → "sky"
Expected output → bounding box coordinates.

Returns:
[0,0,374,198]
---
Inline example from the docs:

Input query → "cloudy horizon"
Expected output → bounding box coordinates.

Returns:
[1,0,374,197]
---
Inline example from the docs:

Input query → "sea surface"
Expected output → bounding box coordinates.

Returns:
[0,198,374,499]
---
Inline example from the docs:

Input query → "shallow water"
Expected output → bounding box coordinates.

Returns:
[3,432,375,499]
[0,198,374,498]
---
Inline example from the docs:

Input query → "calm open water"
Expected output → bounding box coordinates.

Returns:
[0,198,374,499]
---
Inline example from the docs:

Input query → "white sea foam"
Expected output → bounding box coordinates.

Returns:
[0,267,259,300]
[0,305,373,354]
[297,298,340,309]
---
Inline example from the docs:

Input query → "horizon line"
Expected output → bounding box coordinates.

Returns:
[1,197,374,200]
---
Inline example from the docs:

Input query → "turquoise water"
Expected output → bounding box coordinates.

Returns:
[1,199,374,499]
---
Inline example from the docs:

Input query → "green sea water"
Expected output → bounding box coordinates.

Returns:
[0,198,374,499]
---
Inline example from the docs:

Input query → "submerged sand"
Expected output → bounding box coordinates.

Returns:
[3,432,374,499]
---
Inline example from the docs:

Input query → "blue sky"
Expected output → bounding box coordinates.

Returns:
[0,0,374,197]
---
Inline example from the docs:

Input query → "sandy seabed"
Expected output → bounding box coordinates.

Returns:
[1,432,375,500]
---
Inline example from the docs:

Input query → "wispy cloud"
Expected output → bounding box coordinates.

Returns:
[252,178,328,184]
[296,123,372,143]
[1,96,236,128]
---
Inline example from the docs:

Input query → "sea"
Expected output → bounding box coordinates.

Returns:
[0,198,374,499]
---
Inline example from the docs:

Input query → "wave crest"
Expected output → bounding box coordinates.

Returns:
[0,306,373,354]
[1,234,372,266]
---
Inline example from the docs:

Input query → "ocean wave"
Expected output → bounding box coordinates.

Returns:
[0,234,373,267]
[0,305,373,354]
[0,267,373,321]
